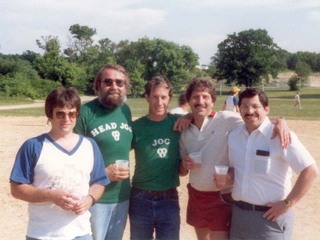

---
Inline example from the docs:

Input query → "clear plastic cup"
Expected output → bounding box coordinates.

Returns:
[115,160,129,169]
[214,165,229,175]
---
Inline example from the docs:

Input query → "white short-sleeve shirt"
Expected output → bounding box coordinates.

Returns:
[228,117,315,205]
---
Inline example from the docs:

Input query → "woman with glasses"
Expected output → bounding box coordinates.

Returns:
[10,87,109,240]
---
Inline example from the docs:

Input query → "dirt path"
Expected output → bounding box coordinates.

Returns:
[0,96,95,110]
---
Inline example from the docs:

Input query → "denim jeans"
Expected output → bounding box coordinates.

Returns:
[26,234,92,240]
[129,187,180,240]
[90,200,129,240]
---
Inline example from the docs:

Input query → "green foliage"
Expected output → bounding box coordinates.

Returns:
[213,29,284,87]
[287,75,300,91]
[116,38,199,92]
[0,73,61,99]
[0,54,62,98]
[295,61,312,79]
[36,35,61,54]
[2,24,320,100]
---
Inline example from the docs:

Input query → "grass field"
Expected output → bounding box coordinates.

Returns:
[1,87,319,120]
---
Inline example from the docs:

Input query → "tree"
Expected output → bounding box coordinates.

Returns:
[0,54,59,98]
[287,51,320,72]
[64,24,97,61]
[34,35,88,91]
[116,38,199,92]
[212,29,283,87]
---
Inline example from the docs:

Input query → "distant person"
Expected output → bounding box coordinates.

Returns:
[223,86,240,112]
[75,64,132,240]
[10,87,109,240]
[294,91,302,109]
[227,88,318,240]
[170,92,190,115]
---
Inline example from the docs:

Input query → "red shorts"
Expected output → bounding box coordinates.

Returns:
[186,184,232,231]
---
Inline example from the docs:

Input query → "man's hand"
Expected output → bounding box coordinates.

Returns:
[263,200,290,221]
[182,155,200,170]
[106,163,129,182]
[49,189,78,211]
[173,113,193,132]
[71,195,93,215]
[271,117,291,148]
[213,171,234,189]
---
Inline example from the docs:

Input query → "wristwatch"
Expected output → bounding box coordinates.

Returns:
[283,199,292,208]
[88,194,96,206]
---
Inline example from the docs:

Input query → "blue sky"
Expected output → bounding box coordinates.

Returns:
[1,0,320,64]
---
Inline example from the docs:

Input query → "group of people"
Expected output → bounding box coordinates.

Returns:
[10,64,318,240]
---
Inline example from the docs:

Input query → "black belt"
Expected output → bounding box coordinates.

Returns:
[235,201,270,212]
[133,187,177,197]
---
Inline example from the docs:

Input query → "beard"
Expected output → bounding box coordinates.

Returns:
[98,90,126,110]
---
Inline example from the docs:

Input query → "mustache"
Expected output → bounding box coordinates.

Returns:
[194,104,205,108]
[244,113,257,118]
[107,90,120,94]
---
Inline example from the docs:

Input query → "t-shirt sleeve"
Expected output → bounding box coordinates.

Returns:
[233,96,239,106]
[9,136,43,184]
[74,108,87,135]
[285,132,316,173]
[88,137,110,186]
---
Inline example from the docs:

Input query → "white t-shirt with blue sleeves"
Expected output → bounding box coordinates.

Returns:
[10,133,109,239]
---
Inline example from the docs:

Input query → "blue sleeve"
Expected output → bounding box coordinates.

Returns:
[9,135,44,184]
[87,137,110,186]
[233,96,239,106]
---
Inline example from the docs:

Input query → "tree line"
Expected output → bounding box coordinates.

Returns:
[0,25,318,99]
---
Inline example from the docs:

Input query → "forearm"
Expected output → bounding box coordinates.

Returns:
[11,182,54,203]
[88,183,105,202]
[179,161,189,176]
[285,164,318,206]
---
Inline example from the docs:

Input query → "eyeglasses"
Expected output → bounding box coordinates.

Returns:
[55,111,79,119]
[239,104,263,111]
[102,79,125,87]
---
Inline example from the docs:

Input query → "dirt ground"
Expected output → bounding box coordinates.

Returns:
[1,117,319,240]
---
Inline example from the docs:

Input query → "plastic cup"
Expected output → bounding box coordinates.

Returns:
[214,165,229,186]
[214,165,229,175]
[115,160,129,169]
[189,152,202,164]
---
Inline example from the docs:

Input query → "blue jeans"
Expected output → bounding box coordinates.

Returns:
[90,200,129,240]
[26,234,92,240]
[129,187,180,240]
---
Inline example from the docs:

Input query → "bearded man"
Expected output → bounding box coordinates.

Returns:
[75,64,132,240]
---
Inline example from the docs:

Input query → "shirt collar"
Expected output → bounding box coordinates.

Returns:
[241,117,273,138]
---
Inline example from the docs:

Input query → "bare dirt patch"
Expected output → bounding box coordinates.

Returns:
[1,117,319,240]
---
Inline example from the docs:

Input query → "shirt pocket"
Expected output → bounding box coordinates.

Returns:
[254,156,271,175]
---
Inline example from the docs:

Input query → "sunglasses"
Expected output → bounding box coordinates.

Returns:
[102,79,125,87]
[55,111,79,119]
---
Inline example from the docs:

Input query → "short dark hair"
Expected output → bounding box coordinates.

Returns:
[144,76,173,98]
[93,64,131,94]
[45,87,81,118]
[178,92,188,106]
[239,87,268,108]
[185,77,216,103]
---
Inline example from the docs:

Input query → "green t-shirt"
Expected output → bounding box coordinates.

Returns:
[132,114,181,191]
[75,98,132,203]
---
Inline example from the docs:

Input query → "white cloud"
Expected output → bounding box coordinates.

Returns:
[177,0,320,10]
[1,0,320,62]
[308,10,320,21]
